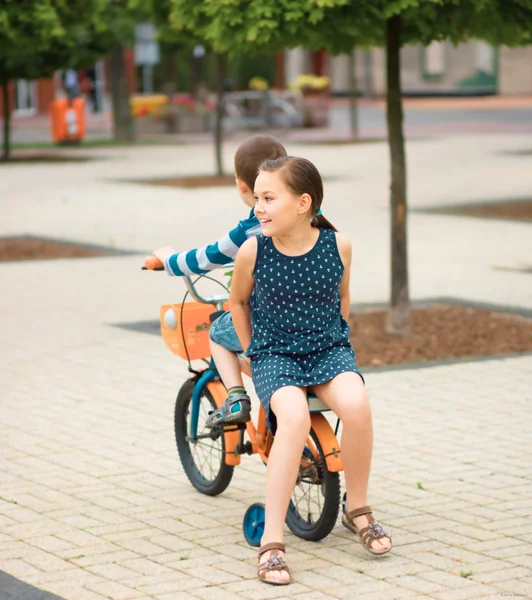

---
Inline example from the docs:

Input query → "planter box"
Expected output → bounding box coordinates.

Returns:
[301,90,331,128]
[161,113,214,134]
[135,116,167,136]
[175,113,214,133]
[134,113,214,135]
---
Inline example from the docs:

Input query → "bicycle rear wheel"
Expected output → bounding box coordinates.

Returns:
[174,378,234,496]
[285,425,340,541]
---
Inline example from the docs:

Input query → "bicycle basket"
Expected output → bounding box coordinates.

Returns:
[160,302,228,361]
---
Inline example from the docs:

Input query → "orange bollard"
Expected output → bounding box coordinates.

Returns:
[49,98,86,144]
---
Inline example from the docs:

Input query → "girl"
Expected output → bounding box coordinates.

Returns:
[230,157,391,586]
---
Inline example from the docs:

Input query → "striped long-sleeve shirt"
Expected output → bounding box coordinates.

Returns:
[164,208,262,276]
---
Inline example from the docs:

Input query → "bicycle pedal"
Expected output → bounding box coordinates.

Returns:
[222,423,247,432]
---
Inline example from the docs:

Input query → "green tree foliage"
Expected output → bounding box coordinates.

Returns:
[0,1,106,78]
[0,1,111,158]
[169,0,532,333]
[0,1,103,158]
[169,0,532,53]
[0,0,151,157]
[170,0,369,55]
[141,0,205,95]
[311,0,532,333]
[79,0,151,143]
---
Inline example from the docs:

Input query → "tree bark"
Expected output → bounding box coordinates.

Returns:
[1,76,11,161]
[348,51,358,139]
[214,54,226,177]
[385,15,410,335]
[108,47,135,142]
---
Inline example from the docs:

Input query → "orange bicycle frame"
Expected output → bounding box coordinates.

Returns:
[208,357,344,472]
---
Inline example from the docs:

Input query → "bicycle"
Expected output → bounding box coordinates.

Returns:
[143,256,345,546]
[223,90,303,134]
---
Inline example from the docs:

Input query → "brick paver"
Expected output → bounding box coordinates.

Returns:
[1,133,531,599]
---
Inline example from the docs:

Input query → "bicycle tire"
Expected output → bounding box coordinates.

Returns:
[285,426,340,541]
[174,378,234,496]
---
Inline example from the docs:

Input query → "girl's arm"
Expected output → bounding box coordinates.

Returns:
[230,237,257,351]
[335,232,352,321]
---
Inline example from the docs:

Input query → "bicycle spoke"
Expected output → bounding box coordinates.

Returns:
[186,394,224,483]
[191,437,209,469]
[291,453,326,524]
[195,432,217,478]
[198,442,213,477]
[292,488,308,519]
[193,434,216,474]
[192,440,223,454]
[294,484,317,522]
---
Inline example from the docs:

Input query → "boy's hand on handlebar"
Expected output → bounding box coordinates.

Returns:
[143,256,164,270]
[142,246,177,270]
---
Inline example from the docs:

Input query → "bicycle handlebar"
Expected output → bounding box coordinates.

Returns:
[142,256,229,309]
[143,256,164,270]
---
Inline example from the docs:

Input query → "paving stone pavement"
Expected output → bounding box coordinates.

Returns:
[1,134,531,599]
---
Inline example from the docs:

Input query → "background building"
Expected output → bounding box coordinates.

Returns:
[288,43,532,97]
[2,42,531,119]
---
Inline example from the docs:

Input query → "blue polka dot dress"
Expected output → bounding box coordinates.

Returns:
[246,228,363,432]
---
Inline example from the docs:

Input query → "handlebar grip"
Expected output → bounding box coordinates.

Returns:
[143,256,164,270]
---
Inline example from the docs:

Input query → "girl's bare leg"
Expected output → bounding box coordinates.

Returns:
[314,372,390,552]
[260,386,309,584]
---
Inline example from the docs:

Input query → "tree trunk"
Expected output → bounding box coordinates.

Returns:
[385,15,410,335]
[348,51,358,139]
[363,50,374,98]
[214,54,226,177]
[162,44,178,97]
[1,77,11,161]
[108,47,135,142]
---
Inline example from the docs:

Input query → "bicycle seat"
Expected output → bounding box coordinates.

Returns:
[307,394,330,413]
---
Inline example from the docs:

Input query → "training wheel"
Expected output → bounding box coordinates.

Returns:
[242,502,265,547]
[342,492,347,513]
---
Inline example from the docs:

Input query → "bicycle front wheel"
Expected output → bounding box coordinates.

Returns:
[174,378,234,496]
[285,425,340,541]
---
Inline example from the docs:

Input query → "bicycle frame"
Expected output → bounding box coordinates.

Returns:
[189,356,344,472]
[162,272,344,472]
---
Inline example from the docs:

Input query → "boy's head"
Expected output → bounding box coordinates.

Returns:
[234,134,287,207]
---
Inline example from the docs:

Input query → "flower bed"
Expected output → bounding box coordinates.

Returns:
[290,75,331,128]
[155,94,215,133]
[132,94,215,135]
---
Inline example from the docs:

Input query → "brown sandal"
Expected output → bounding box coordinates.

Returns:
[342,505,392,556]
[257,542,291,586]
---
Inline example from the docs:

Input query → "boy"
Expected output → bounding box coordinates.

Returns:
[152,135,287,428]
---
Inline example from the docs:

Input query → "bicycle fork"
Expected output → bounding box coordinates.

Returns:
[308,413,344,473]
[189,369,243,466]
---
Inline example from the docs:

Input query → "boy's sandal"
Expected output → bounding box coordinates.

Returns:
[205,394,251,428]
[257,542,291,586]
[342,505,392,556]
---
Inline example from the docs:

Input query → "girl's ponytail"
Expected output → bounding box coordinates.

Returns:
[311,209,337,232]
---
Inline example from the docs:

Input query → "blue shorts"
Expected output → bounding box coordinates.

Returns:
[209,311,243,353]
